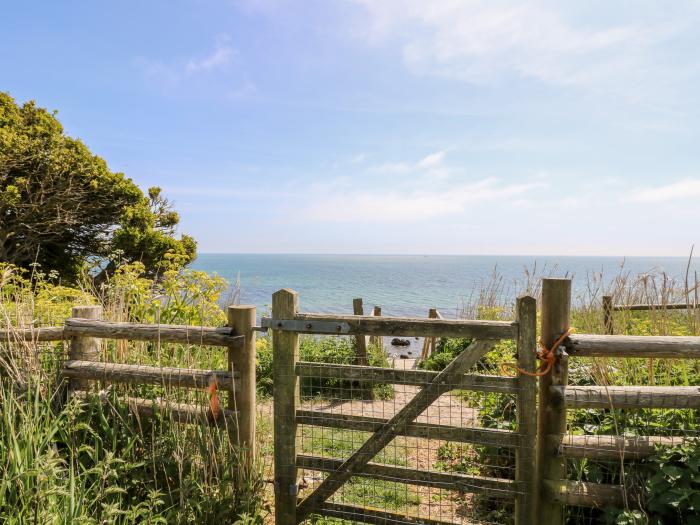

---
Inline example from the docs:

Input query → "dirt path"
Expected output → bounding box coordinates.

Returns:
[300,358,479,429]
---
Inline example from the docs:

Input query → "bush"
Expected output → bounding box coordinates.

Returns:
[604,439,700,525]
[256,335,392,399]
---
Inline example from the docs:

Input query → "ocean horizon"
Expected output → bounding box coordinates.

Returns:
[190,253,700,318]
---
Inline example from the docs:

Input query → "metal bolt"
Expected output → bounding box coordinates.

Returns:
[306,323,312,329]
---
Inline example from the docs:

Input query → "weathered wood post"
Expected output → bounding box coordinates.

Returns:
[515,295,538,524]
[228,305,256,457]
[603,295,614,335]
[420,308,439,360]
[273,289,299,525]
[353,298,368,365]
[68,305,102,392]
[537,278,572,524]
[369,306,383,350]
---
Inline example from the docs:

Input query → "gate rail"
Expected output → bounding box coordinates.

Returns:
[270,288,538,525]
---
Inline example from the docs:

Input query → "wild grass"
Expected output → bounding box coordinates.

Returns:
[0,263,269,524]
[4,255,700,524]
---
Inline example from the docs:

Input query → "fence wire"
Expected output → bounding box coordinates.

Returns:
[295,334,530,525]
[562,356,700,525]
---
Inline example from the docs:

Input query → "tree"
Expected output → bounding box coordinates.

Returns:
[0,92,196,282]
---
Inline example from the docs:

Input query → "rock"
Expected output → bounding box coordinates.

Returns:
[399,354,409,359]
[391,338,411,347]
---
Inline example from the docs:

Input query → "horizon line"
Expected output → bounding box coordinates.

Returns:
[194,252,696,259]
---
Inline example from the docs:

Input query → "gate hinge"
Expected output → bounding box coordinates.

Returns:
[261,318,351,334]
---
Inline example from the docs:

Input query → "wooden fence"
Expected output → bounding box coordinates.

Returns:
[540,286,700,523]
[602,294,698,334]
[3,281,700,524]
[268,288,539,525]
[0,304,257,458]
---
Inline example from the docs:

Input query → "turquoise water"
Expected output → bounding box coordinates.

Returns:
[191,254,699,318]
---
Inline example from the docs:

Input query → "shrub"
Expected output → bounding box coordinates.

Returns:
[256,335,392,399]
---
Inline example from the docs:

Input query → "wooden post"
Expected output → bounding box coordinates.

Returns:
[228,305,256,456]
[273,289,299,525]
[515,295,538,524]
[68,305,102,392]
[420,308,439,360]
[369,306,383,350]
[537,279,572,525]
[353,298,368,365]
[603,295,614,335]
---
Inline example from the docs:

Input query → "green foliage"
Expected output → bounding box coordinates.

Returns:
[418,337,474,371]
[0,92,195,282]
[0,377,267,524]
[255,335,392,399]
[604,440,700,525]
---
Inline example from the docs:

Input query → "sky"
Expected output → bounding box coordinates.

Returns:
[2,1,700,256]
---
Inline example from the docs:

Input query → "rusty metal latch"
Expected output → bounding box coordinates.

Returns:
[260,318,351,334]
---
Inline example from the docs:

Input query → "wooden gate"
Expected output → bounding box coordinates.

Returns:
[269,289,538,524]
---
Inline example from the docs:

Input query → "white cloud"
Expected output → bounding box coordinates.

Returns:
[349,0,691,97]
[628,179,700,203]
[300,151,544,222]
[137,35,236,84]
[185,38,235,74]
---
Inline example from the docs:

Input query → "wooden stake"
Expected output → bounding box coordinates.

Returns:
[515,295,538,524]
[68,305,102,392]
[228,305,256,456]
[603,295,614,335]
[353,298,368,365]
[537,279,571,525]
[273,289,299,525]
[369,306,383,349]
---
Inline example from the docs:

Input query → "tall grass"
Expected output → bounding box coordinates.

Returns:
[0,263,269,524]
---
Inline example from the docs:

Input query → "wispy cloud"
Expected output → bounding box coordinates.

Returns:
[300,151,544,222]
[348,0,693,101]
[628,179,700,203]
[185,36,235,74]
[136,35,237,84]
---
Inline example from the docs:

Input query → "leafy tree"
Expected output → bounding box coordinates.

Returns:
[0,92,195,281]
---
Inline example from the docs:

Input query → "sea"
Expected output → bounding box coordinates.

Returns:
[191,254,699,319]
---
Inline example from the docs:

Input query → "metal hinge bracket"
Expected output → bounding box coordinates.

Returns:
[260,318,351,334]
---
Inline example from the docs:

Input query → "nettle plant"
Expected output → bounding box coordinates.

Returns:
[607,439,700,525]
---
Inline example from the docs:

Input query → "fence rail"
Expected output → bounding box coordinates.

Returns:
[4,282,700,524]
[1,305,256,460]
[602,294,699,334]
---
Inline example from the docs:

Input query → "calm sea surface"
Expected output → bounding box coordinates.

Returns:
[191,254,699,319]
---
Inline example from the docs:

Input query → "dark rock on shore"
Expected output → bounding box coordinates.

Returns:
[391,338,411,346]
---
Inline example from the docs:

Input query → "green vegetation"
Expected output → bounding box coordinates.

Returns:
[0,263,267,524]
[3,247,700,524]
[256,335,393,399]
[0,93,195,283]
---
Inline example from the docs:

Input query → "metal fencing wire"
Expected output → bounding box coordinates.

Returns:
[295,335,529,525]
[563,356,700,524]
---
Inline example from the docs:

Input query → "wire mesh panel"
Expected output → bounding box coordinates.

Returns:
[291,333,530,525]
[559,356,700,525]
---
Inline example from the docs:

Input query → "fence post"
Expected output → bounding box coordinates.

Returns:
[68,305,102,392]
[537,278,572,525]
[603,295,614,335]
[369,306,383,350]
[273,289,299,525]
[515,295,538,524]
[227,305,256,458]
[420,308,439,360]
[352,298,368,365]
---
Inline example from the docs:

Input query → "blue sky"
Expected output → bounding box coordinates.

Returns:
[3,1,700,256]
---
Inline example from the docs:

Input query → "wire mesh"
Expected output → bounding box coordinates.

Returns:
[295,334,531,525]
[561,356,700,524]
